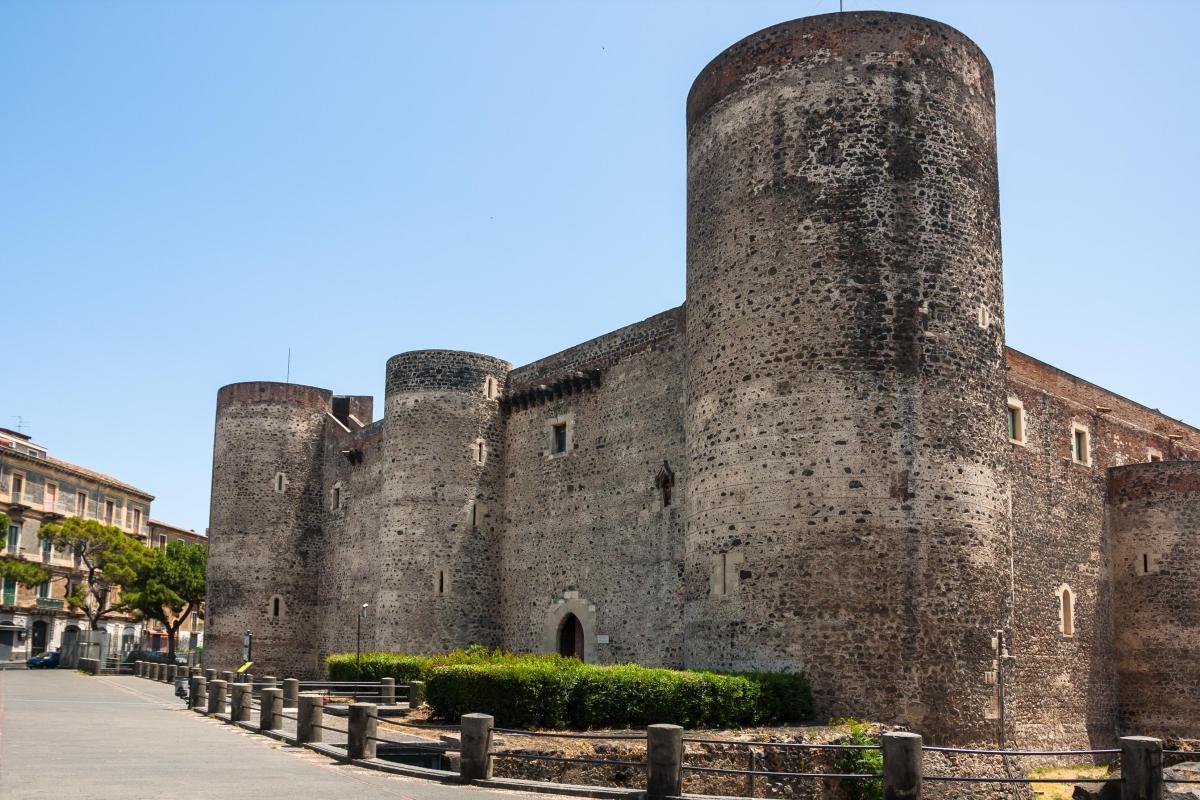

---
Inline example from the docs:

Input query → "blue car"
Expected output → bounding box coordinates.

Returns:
[27,650,60,669]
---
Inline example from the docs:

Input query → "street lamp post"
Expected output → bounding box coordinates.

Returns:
[355,603,368,701]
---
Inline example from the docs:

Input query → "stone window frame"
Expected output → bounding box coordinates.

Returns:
[711,551,745,596]
[473,438,487,465]
[273,472,288,493]
[544,413,575,460]
[269,594,285,620]
[1136,551,1160,576]
[1055,584,1076,638]
[1147,447,1163,463]
[977,303,992,330]
[483,376,500,401]
[331,482,344,511]
[1006,397,1026,446]
[434,568,450,596]
[9,470,25,503]
[1070,422,1091,467]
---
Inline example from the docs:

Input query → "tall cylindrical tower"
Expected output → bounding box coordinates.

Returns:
[375,350,510,652]
[207,382,331,678]
[1109,461,1200,739]
[684,12,1009,742]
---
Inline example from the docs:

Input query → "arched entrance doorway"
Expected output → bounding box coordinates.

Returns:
[557,613,585,660]
[31,620,48,655]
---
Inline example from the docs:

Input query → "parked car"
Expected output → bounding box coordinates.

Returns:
[27,650,61,669]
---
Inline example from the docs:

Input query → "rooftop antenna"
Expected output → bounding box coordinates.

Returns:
[12,416,27,434]
[286,348,291,385]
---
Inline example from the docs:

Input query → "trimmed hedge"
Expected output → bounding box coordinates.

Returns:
[325,647,811,729]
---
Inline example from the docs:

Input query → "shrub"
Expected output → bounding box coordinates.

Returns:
[834,718,883,800]
[325,648,814,730]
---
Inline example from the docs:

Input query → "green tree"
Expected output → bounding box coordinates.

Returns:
[0,511,51,589]
[37,516,152,630]
[122,540,206,663]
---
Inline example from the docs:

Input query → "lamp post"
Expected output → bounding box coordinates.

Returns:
[355,603,368,701]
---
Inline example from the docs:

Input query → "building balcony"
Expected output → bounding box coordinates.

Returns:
[35,597,64,610]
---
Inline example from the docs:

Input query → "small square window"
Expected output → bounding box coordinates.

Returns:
[1071,425,1091,466]
[1148,448,1163,463]
[1006,400,1025,444]
[552,424,568,454]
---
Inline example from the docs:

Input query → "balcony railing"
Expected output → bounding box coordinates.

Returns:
[35,597,64,610]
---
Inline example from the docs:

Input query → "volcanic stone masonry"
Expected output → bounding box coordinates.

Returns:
[205,12,1200,747]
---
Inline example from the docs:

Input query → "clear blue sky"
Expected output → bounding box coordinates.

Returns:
[3,0,1197,532]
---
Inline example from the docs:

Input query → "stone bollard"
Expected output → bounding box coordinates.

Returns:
[204,668,216,682]
[646,724,683,799]
[282,678,299,708]
[460,713,494,781]
[135,660,143,677]
[147,663,155,681]
[208,679,228,715]
[297,693,324,744]
[190,667,201,679]
[191,677,207,711]
[1121,736,1163,800]
[244,674,255,694]
[882,731,923,800]
[380,677,395,705]
[164,664,176,683]
[259,687,283,732]
[230,683,252,723]
[348,703,378,760]
[408,680,426,708]
[220,670,235,684]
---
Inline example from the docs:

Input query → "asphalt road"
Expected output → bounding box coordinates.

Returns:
[0,669,572,800]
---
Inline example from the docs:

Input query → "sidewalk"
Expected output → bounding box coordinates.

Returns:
[0,669,577,800]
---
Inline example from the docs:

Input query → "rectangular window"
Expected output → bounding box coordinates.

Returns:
[1006,400,1026,444]
[77,491,88,518]
[158,535,166,550]
[104,500,114,525]
[1148,449,1163,463]
[1072,426,1090,465]
[331,487,341,510]
[36,581,49,599]
[41,536,51,563]
[44,482,57,512]
[6,524,19,554]
[130,508,142,532]
[10,473,23,503]
[553,424,567,454]
[1,578,14,606]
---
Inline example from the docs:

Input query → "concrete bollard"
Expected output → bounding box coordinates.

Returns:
[282,678,299,708]
[190,667,201,679]
[259,687,283,732]
[204,668,216,682]
[380,677,395,705]
[882,731,923,800]
[1121,736,1163,800]
[207,679,228,715]
[408,680,426,708]
[164,664,176,683]
[646,724,683,799]
[220,670,235,684]
[230,683,252,723]
[191,677,207,711]
[297,693,324,744]
[134,660,143,677]
[244,674,255,694]
[347,703,377,760]
[460,713,494,781]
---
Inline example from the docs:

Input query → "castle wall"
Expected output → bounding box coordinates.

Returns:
[315,419,384,659]
[684,12,1009,743]
[207,382,331,678]
[498,309,687,665]
[1109,461,1200,739]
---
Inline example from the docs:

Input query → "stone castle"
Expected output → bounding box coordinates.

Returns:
[206,12,1200,747]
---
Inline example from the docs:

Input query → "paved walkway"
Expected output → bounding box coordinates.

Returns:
[0,670,571,799]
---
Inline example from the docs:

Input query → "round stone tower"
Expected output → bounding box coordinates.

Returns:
[207,381,332,678]
[1109,460,1200,739]
[375,350,511,652]
[683,12,1009,742]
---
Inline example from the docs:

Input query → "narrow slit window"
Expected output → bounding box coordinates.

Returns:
[332,486,341,510]
[1143,553,1149,574]
[437,571,446,595]
[553,424,567,454]
[471,503,478,530]
[1006,400,1025,444]
[474,440,486,464]
[274,472,286,493]
[1061,589,1074,637]
[272,597,281,618]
